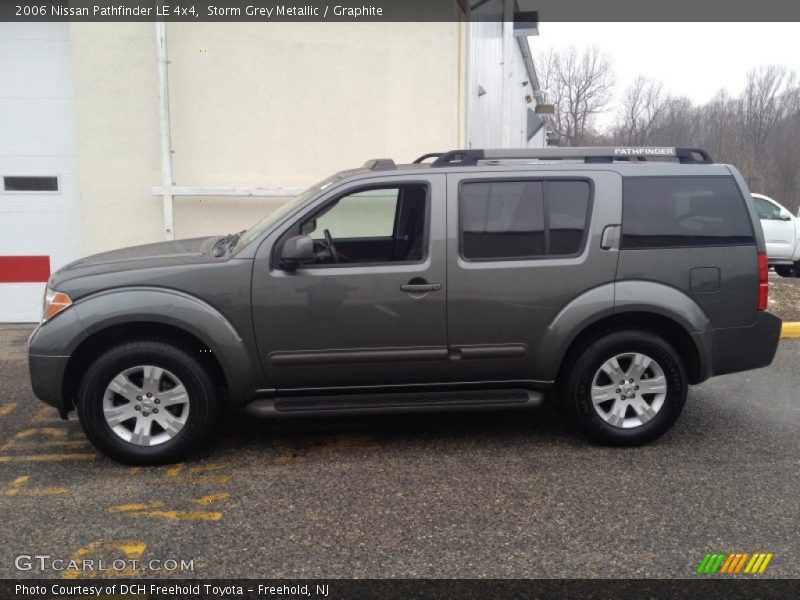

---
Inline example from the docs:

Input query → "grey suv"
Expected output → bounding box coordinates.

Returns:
[28,147,782,464]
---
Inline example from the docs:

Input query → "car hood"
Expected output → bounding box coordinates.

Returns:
[49,236,221,288]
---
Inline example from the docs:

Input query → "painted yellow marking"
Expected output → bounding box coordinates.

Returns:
[124,509,222,521]
[273,434,376,464]
[135,462,231,484]
[1,426,92,452]
[193,492,229,505]
[0,403,18,416]
[165,463,186,477]
[2,474,68,496]
[781,322,800,338]
[62,540,146,580]
[108,493,228,521]
[31,405,61,422]
[0,453,95,462]
[109,501,164,512]
[12,427,65,439]
[3,439,89,450]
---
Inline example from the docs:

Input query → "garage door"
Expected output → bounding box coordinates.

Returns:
[0,23,82,322]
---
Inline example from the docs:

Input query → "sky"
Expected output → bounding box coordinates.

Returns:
[532,22,800,130]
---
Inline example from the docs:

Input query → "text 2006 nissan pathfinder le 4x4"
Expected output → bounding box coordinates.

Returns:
[28,147,782,464]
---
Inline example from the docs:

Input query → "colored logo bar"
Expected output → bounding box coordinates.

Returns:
[696,552,773,574]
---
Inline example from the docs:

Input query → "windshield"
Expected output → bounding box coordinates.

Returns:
[232,175,340,253]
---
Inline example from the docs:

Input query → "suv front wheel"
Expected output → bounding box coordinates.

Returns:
[76,340,219,465]
[561,330,688,446]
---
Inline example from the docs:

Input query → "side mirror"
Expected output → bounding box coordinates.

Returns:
[280,235,315,269]
[779,207,793,221]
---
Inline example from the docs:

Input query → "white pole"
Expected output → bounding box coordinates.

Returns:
[155,21,175,240]
[463,5,473,149]
[501,0,514,148]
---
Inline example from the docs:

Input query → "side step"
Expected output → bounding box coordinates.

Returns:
[245,389,544,419]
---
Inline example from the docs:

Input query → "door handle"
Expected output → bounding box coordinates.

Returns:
[400,281,441,293]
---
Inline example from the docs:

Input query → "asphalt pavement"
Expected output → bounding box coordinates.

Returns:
[0,325,798,579]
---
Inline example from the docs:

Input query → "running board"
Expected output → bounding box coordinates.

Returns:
[245,389,543,418]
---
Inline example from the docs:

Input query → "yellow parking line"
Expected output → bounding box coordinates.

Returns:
[0,453,95,462]
[0,403,18,416]
[781,322,800,338]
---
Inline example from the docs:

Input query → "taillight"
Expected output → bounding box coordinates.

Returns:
[757,252,769,311]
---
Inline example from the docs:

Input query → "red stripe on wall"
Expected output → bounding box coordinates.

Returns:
[0,256,51,283]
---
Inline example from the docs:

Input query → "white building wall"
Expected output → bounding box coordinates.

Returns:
[466,18,544,149]
[71,22,464,254]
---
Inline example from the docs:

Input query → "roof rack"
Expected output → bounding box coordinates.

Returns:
[430,147,713,166]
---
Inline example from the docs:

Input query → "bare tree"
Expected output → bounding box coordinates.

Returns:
[614,77,669,145]
[739,65,796,156]
[534,48,800,213]
[536,46,614,146]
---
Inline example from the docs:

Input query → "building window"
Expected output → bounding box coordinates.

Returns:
[3,176,59,192]
[459,179,591,261]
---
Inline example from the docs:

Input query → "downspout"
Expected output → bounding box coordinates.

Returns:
[155,21,175,240]
[501,0,514,148]
[464,3,474,148]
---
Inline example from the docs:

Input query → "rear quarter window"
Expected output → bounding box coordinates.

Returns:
[621,176,755,249]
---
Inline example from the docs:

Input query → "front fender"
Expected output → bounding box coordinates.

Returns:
[34,287,259,404]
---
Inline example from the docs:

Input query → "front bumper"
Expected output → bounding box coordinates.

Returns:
[27,311,82,418]
[28,352,71,417]
[710,311,783,377]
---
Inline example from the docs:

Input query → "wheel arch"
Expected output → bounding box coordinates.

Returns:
[61,287,261,409]
[63,322,230,413]
[555,311,705,387]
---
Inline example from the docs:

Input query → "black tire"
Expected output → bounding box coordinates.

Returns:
[774,265,795,277]
[560,330,687,446]
[76,340,218,465]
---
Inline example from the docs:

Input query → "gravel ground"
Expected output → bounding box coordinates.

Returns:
[0,326,798,579]
[769,272,800,321]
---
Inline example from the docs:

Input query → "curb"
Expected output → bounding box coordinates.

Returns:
[781,322,800,339]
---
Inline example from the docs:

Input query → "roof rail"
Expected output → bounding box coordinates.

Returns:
[412,152,444,164]
[363,158,397,171]
[431,147,713,166]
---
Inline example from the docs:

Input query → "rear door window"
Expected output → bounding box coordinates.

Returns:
[459,179,591,260]
[621,176,754,249]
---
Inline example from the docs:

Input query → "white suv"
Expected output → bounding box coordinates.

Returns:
[753,193,800,277]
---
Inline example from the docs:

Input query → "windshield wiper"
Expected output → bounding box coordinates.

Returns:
[211,230,246,257]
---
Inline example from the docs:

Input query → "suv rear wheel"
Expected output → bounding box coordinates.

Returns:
[76,340,218,465]
[561,330,687,445]
[774,263,798,277]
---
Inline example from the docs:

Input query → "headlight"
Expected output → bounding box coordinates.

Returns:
[42,288,73,323]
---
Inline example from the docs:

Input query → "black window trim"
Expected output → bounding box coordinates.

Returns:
[457,176,595,263]
[620,174,756,251]
[2,175,60,193]
[271,180,432,271]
